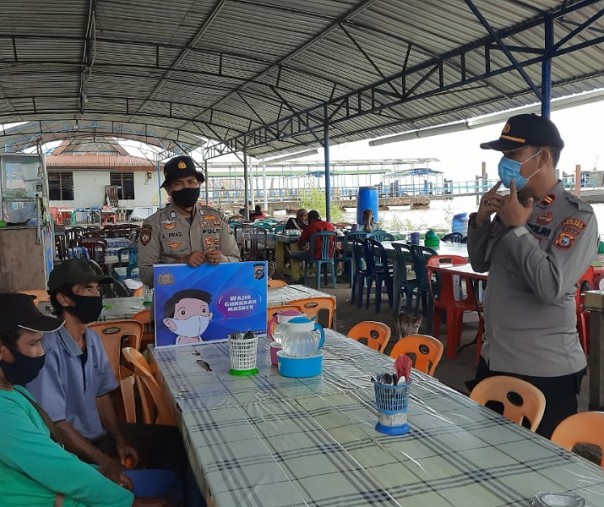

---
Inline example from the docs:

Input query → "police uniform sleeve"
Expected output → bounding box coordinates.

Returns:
[501,210,598,304]
[137,215,161,287]
[466,212,493,272]
[218,214,241,262]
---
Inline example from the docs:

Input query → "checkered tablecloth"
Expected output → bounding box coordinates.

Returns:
[267,284,336,308]
[104,237,133,257]
[152,332,604,507]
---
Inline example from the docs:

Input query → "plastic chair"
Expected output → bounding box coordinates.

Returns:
[409,244,437,318]
[441,232,463,243]
[79,239,108,269]
[366,230,395,242]
[341,231,367,287]
[303,231,337,289]
[349,236,370,307]
[235,224,269,261]
[121,347,177,426]
[347,321,391,353]
[426,255,483,360]
[392,242,419,313]
[469,376,546,432]
[268,279,288,288]
[293,297,336,328]
[131,309,155,351]
[88,320,144,381]
[19,289,50,303]
[389,334,444,376]
[364,238,394,313]
[119,366,137,423]
[551,411,604,466]
[576,266,595,354]
[116,246,139,279]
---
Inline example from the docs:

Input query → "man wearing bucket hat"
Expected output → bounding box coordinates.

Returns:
[0,292,135,506]
[466,113,597,438]
[27,260,187,488]
[137,155,240,287]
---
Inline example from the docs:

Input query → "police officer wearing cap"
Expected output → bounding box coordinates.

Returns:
[467,113,598,438]
[137,155,240,287]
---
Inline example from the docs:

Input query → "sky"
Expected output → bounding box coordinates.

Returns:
[289,99,604,184]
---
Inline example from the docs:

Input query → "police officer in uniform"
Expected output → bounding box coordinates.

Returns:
[137,155,240,287]
[467,114,597,438]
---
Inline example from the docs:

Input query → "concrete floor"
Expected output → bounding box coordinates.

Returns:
[296,276,590,409]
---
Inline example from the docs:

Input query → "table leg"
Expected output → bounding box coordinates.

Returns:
[275,241,286,277]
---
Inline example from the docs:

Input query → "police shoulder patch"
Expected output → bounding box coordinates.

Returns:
[140,225,152,246]
[554,231,576,250]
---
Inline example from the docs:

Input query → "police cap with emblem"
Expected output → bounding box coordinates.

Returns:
[480,113,564,152]
[161,155,205,188]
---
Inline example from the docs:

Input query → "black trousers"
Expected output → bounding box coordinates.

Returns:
[95,422,186,477]
[467,357,586,439]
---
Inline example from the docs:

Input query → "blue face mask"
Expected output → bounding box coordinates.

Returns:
[498,150,542,190]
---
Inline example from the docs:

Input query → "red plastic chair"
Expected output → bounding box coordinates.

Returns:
[426,255,483,360]
[576,266,595,354]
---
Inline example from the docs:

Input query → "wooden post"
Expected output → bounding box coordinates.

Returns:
[575,164,581,196]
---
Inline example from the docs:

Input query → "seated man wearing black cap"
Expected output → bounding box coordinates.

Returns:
[0,292,136,506]
[137,155,240,288]
[466,113,598,438]
[27,260,187,489]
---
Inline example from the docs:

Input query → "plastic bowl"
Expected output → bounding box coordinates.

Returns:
[277,351,323,378]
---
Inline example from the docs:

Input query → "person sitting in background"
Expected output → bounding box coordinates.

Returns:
[285,209,308,231]
[290,210,335,271]
[362,209,377,232]
[249,204,268,221]
[0,292,136,506]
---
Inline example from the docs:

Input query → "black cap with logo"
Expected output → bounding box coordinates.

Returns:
[480,114,564,151]
[161,155,205,188]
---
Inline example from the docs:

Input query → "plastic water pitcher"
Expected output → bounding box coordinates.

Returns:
[280,316,325,357]
[267,309,304,343]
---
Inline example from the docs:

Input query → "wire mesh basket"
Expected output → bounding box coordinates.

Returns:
[373,381,410,435]
[228,334,259,376]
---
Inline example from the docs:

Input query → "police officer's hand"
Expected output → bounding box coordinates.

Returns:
[497,180,534,227]
[186,250,206,267]
[205,248,227,264]
[476,181,503,226]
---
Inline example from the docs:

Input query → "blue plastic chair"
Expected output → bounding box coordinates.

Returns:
[117,246,138,278]
[409,244,438,323]
[341,231,368,287]
[441,232,463,243]
[366,230,395,242]
[350,236,369,306]
[303,231,337,289]
[392,242,419,312]
[364,238,394,313]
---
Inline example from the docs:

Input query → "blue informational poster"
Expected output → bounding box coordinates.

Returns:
[153,261,268,347]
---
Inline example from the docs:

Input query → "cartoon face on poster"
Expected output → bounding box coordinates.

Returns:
[153,261,267,347]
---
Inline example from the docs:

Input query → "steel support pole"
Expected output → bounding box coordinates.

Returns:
[243,149,249,220]
[542,15,554,117]
[324,110,331,222]
[204,160,209,205]
[157,160,162,207]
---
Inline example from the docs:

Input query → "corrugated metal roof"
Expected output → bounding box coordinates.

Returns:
[47,153,158,170]
[0,0,601,158]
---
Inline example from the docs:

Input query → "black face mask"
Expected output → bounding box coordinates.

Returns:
[0,348,46,386]
[171,187,200,208]
[64,294,103,324]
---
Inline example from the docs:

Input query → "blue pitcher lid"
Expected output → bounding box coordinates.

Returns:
[288,316,316,331]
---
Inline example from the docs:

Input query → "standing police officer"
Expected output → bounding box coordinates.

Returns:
[467,113,597,438]
[137,155,240,287]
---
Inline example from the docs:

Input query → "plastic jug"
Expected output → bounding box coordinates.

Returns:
[280,316,325,357]
[267,309,304,342]
[424,229,440,248]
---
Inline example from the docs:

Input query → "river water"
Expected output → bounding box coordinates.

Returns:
[341,195,604,235]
